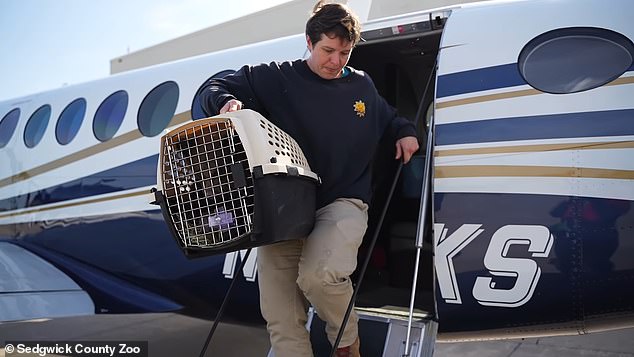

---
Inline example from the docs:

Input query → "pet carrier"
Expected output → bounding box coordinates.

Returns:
[152,109,319,257]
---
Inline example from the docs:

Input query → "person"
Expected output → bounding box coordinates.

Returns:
[201,2,419,356]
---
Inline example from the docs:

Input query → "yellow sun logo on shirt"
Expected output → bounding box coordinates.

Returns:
[353,100,366,118]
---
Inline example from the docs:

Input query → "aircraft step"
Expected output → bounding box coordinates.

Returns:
[309,307,438,357]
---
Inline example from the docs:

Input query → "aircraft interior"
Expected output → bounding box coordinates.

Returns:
[346,28,442,317]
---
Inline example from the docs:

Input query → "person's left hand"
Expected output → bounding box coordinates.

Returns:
[395,136,419,164]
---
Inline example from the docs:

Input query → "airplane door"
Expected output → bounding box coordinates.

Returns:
[433,0,634,337]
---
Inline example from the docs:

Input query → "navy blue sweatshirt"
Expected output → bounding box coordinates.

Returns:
[201,59,417,208]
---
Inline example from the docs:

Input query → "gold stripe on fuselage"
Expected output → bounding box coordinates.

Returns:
[435,76,634,109]
[0,188,151,220]
[435,165,634,180]
[0,111,191,189]
[435,140,634,157]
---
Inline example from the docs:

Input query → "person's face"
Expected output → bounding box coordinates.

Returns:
[306,34,353,80]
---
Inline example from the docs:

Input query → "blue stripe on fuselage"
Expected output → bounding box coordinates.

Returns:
[436,109,634,146]
[0,154,158,212]
[436,63,526,98]
[436,63,634,99]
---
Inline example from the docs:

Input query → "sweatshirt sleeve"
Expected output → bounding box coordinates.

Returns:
[199,64,271,117]
[389,112,418,140]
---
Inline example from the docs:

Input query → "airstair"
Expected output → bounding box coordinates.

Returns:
[309,307,438,357]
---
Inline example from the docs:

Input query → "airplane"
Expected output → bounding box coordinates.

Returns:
[1,0,633,355]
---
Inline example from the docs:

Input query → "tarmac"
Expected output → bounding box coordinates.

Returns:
[434,328,634,357]
[1,313,633,356]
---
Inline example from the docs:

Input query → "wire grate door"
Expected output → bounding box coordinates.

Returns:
[160,118,254,249]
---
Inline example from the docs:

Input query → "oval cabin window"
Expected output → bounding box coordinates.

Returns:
[138,81,179,137]
[24,105,51,148]
[93,90,128,142]
[56,98,87,145]
[519,27,634,94]
[0,108,21,148]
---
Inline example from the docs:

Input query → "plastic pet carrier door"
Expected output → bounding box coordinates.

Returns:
[153,109,319,257]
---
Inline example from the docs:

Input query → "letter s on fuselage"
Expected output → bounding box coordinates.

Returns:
[435,224,553,308]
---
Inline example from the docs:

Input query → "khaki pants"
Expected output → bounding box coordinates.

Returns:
[258,198,368,357]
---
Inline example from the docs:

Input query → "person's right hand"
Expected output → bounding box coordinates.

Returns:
[220,99,243,113]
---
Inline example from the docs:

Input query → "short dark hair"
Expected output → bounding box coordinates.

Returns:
[305,1,361,46]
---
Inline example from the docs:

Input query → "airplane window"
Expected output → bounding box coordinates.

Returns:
[138,81,179,137]
[0,108,20,148]
[24,105,51,148]
[191,70,235,120]
[56,98,87,145]
[93,90,128,142]
[519,27,634,94]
